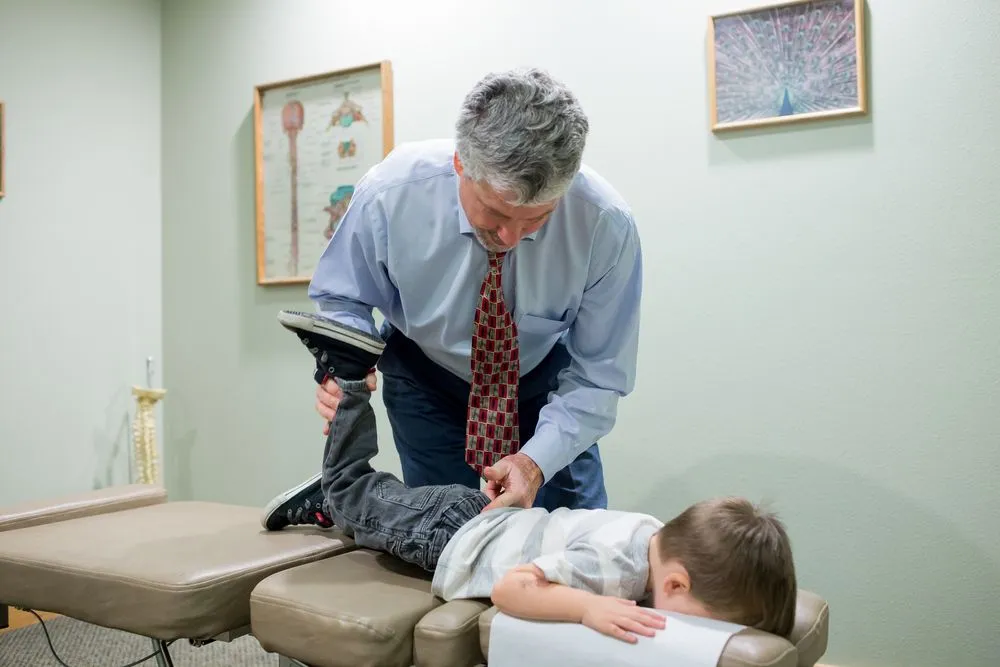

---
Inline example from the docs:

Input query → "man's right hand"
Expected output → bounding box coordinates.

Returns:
[317,372,378,435]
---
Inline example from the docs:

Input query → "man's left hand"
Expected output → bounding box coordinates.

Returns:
[481,453,544,512]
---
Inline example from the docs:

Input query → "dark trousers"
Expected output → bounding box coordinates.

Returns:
[376,329,608,511]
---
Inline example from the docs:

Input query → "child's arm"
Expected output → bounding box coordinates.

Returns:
[490,564,666,643]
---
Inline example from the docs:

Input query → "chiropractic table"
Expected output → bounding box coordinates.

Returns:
[0,485,829,667]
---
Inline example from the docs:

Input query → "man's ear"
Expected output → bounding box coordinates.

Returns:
[453,152,464,176]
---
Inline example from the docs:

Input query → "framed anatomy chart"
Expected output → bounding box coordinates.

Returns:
[253,61,394,285]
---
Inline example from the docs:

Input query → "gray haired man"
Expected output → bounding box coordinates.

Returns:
[267,67,642,527]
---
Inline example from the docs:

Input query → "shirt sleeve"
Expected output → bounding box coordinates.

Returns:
[306,187,397,336]
[531,541,643,600]
[520,207,642,483]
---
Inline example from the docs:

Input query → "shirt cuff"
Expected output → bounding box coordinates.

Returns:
[519,422,569,486]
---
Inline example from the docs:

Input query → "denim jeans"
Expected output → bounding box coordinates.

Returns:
[321,378,489,572]
[376,328,609,511]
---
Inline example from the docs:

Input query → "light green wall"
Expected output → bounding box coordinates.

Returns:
[159,1,1000,666]
[0,0,162,505]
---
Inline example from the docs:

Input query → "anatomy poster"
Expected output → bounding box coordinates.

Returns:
[254,61,393,284]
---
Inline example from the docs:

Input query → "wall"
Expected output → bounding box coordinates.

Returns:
[160,1,1000,665]
[0,0,162,505]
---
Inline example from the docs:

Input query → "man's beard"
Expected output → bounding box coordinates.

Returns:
[474,227,514,253]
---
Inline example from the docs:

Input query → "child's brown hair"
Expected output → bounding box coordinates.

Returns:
[655,497,798,637]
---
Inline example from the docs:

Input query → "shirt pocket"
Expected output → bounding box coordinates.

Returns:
[516,313,572,337]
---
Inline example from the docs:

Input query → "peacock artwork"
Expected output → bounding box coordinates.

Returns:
[708,0,867,131]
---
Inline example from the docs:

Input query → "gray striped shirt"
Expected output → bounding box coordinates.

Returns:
[431,506,663,602]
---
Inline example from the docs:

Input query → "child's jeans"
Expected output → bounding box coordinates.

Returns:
[322,378,490,572]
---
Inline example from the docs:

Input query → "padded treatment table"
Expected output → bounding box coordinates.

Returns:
[0,486,353,665]
[0,483,168,628]
[2,485,831,667]
[251,550,830,667]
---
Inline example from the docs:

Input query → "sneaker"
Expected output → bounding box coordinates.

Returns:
[261,472,333,531]
[277,310,385,383]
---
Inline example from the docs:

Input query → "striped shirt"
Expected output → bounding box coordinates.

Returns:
[431,506,663,602]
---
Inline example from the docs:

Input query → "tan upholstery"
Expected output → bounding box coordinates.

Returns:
[0,484,167,533]
[252,549,451,667]
[713,629,798,667]
[787,591,829,667]
[478,590,829,667]
[414,598,492,667]
[0,501,351,640]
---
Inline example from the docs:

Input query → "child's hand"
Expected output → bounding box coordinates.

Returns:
[580,597,666,644]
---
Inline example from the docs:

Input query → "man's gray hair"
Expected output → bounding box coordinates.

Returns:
[455,67,589,206]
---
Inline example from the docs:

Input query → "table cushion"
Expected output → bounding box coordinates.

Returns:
[414,598,491,667]
[0,501,351,640]
[0,484,167,533]
[251,549,443,667]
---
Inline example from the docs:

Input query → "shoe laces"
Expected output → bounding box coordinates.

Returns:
[286,493,333,528]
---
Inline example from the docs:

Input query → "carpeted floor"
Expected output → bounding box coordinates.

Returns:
[0,615,276,666]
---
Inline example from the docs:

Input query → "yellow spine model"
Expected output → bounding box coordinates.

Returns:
[131,358,166,485]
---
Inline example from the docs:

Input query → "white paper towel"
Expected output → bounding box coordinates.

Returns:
[488,610,745,667]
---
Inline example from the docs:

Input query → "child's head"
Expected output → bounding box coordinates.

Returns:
[648,497,797,637]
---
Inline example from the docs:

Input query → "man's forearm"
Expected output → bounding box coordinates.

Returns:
[306,194,395,338]
[519,381,622,484]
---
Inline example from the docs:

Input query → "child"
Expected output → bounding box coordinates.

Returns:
[262,311,798,644]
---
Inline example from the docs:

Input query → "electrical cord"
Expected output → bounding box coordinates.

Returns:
[20,608,175,667]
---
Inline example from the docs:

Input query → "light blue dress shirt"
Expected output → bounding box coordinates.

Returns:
[308,139,642,483]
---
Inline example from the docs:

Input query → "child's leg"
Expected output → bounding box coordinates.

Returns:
[323,375,488,571]
[262,311,489,572]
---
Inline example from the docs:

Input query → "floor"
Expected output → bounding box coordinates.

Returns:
[0,610,275,666]
[0,607,58,634]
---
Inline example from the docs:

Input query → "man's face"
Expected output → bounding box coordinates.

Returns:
[455,154,558,252]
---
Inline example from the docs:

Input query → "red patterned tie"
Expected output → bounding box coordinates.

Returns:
[465,251,520,476]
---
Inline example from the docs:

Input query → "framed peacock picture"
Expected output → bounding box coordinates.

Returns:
[707,0,868,132]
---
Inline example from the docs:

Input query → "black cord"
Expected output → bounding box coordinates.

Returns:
[21,608,174,667]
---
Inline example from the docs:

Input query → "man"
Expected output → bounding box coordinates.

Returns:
[288,67,642,516]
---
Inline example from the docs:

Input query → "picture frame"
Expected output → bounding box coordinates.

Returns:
[253,61,394,285]
[707,0,867,132]
[0,101,5,199]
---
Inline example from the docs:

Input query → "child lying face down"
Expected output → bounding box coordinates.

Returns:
[262,311,798,644]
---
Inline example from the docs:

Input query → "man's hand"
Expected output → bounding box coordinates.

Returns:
[581,596,666,644]
[316,372,378,435]
[481,453,544,511]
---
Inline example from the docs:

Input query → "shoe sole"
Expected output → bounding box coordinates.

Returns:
[261,471,323,530]
[277,310,385,356]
